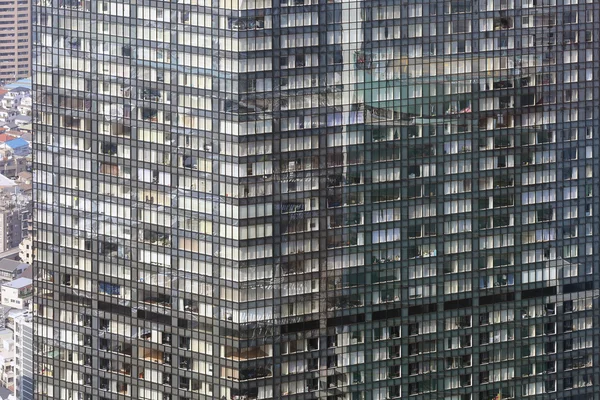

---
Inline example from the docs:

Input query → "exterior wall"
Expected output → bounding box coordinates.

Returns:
[1,285,31,309]
[33,1,600,400]
[18,236,31,264]
[0,336,15,390]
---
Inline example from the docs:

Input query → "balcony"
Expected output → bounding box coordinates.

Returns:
[141,291,171,308]
[228,16,265,30]
[141,230,171,247]
[374,289,399,305]
[326,173,363,188]
[326,232,363,249]
[101,122,131,138]
[61,116,91,130]
[99,241,132,260]
[326,295,363,311]
[59,96,91,112]
[140,89,162,102]
[373,188,400,203]
[139,347,168,364]
[494,17,513,30]
[240,365,272,381]
[99,340,133,356]
[223,345,271,361]
[100,142,118,156]
[231,388,259,400]
[280,157,319,172]
[408,245,437,259]
[99,163,124,178]
[100,359,131,376]
[281,218,317,235]
[182,299,200,313]
[328,213,362,228]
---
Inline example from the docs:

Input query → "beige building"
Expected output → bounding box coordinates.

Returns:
[17,237,30,265]
[0,0,30,83]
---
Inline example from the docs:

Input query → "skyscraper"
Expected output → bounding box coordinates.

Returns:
[33,0,599,399]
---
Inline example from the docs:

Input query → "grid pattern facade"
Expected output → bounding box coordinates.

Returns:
[33,0,600,400]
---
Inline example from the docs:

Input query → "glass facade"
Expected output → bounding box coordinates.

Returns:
[33,0,600,399]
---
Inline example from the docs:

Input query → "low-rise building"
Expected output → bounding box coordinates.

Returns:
[0,279,31,310]
[0,262,26,284]
[0,150,27,179]
[0,90,29,111]
[2,141,28,158]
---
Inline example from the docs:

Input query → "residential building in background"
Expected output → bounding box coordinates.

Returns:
[0,260,27,284]
[0,186,30,254]
[0,329,14,392]
[33,1,599,400]
[0,0,29,84]
[13,314,31,400]
[0,278,31,310]
[16,238,30,266]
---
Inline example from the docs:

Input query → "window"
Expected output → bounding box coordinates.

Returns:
[564,12,577,24]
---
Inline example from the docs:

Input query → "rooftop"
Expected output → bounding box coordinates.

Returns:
[0,249,19,263]
[12,116,31,124]
[2,277,31,289]
[17,132,31,142]
[8,87,29,94]
[15,123,31,132]
[3,79,31,91]
[0,259,27,274]
[0,134,16,143]
[6,309,27,320]
[5,138,28,149]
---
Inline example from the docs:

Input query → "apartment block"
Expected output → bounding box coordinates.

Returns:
[33,1,600,400]
[0,0,30,84]
[0,187,30,254]
[14,313,32,400]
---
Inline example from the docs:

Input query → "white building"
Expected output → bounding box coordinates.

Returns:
[0,279,31,310]
[13,314,31,400]
[0,329,14,391]
[17,239,30,266]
